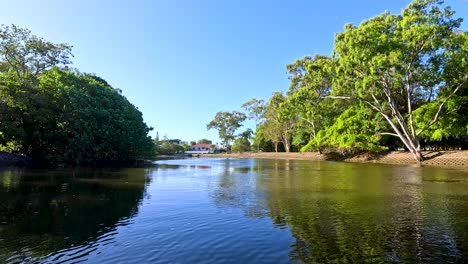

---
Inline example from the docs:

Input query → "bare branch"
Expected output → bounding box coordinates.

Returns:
[381,76,415,143]
[378,132,399,137]
[361,100,382,113]
[324,95,352,99]
[404,61,417,138]
[371,94,383,111]
[378,111,414,152]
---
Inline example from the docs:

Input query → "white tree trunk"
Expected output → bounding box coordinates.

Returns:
[283,138,290,153]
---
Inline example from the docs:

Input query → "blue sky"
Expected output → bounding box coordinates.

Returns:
[1,0,466,144]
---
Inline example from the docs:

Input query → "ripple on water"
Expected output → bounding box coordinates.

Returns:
[1,160,467,263]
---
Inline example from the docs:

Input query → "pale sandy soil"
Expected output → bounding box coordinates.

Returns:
[200,151,468,168]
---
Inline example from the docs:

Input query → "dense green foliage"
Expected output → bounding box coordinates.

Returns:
[156,142,185,155]
[207,111,246,150]
[231,138,250,153]
[0,25,153,164]
[234,0,467,161]
[231,129,252,153]
[197,138,212,144]
[330,0,466,160]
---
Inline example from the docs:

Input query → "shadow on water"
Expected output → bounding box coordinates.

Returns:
[208,159,468,263]
[0,167,152,263]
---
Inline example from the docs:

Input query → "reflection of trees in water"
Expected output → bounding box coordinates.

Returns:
[153,163,212,170]
[206,158,467,263]
[211,159,270,218]
[0,168,151,262]
[265,161,467,263]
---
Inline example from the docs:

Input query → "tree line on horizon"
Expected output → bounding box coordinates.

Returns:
[208,0,467,161]
[153,136,216,155]
[0,25,154,165]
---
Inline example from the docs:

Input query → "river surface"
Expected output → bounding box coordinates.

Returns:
[0,158,467,263]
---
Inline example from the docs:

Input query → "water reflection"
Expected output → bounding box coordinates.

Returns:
[203,159,468,263]
[153,163,212,170]
[211,159,270,218]
[0,168,150,263]
[0,159,467,263]
[261,160,468,263]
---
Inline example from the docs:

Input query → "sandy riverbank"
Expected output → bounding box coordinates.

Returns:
[200,151,468,168]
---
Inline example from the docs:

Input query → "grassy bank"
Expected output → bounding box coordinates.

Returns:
[200,151,468,168]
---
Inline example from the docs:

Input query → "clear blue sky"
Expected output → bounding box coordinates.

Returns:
[1,0,466,144]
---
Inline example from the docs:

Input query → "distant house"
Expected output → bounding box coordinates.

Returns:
[186,144,212,154]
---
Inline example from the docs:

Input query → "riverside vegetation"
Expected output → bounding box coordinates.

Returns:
[208,0,467,162]
[0,25,154,165]
[1,0,466,166]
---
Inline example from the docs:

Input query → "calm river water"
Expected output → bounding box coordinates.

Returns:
[0,158,467,263]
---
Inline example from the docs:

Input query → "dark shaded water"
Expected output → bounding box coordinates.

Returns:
[0,159,467,263]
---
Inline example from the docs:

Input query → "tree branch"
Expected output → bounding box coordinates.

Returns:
[416,79,467,136]
[299,116,316,138]
[381,76,414,144]
[2,51,21,78]
[324,95,352,99]
[378,111,414,152]
[378,132,399,137]
[371,94,384,112]
[405,66,416,138]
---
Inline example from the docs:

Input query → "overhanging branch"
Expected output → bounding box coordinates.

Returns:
[416,79,467,136]
[324,95,352,99]
[378,132,399,137]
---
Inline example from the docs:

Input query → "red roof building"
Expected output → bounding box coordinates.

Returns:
[191,144,211,149]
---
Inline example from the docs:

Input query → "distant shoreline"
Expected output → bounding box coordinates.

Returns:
[0,151,152,168]
[3,151,467,168]
[199,151,468,168]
